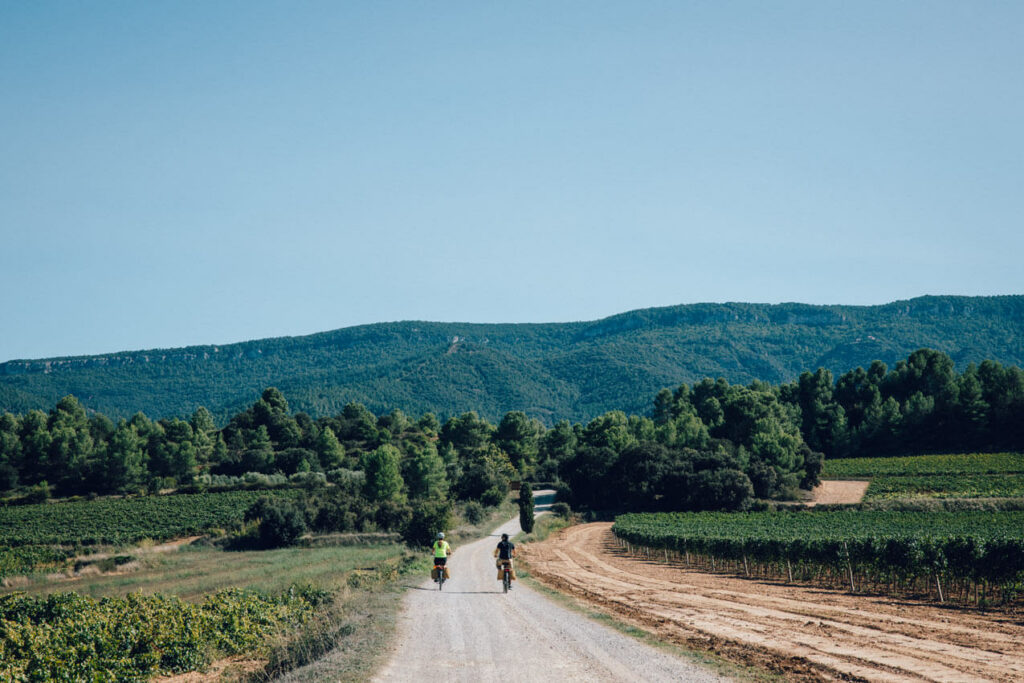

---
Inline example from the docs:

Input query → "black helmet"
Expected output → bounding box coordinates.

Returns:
[501,533,509,540]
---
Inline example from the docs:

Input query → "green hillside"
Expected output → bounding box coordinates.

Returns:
[2,295,1022,423]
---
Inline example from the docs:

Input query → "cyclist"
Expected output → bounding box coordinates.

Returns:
[432,532,452,582]
[493,532,517,586]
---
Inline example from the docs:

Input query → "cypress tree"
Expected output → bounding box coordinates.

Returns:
[518,482,535,533]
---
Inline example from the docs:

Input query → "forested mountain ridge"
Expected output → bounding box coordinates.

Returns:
[2,295,1022,423]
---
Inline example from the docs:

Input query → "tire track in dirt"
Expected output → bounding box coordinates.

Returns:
[522,523,1024,683]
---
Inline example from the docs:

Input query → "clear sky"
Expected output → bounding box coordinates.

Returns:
[2,2,1022,362]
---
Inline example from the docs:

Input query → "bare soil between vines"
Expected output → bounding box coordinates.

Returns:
[522,523,1024,682]
[808,480,870,506]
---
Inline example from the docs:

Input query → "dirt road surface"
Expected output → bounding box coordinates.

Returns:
[374,498,724,682]
[524,523,1024,682]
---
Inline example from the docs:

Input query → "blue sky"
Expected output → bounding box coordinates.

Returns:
[2,2,1022,362]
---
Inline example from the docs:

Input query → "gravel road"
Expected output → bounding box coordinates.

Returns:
[373,494,724,683]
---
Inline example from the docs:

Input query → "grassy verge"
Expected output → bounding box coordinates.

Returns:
[448,498,517,546]
[515,511,573,544]
[4,541,407,601]
[252,553,428,682]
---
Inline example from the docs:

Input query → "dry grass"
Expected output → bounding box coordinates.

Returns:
[265,571,418,683]
[155,657,266,682]
[6,542,407,601]
[1,575,29,589]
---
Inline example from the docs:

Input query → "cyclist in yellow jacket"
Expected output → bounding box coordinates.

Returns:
[432,532,452,582]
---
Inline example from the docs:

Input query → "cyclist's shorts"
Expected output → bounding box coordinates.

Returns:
[433,557,447,566]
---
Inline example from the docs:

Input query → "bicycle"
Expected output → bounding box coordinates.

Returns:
[500,559,512,593]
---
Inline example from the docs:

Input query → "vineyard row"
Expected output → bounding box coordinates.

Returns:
[612,511,1024,607]
[0,585,330,681]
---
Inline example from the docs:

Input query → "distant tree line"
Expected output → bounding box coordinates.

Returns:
[0,349,1021,518]
[775,349,1024,458]
[0,388,812,516]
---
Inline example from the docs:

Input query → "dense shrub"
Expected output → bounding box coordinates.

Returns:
[24,481,51,504]
[746,457,778,499]
[551,502,571,518]
[554,481,574,507]
[401,499,452,547]
[800,446,823,489]
[685,469,754,511]
[246,497,308,548]
[311,494,366,533]
[288,471,328,488]
[481,486,505,507]
[324,468,362,484]
[462,500,485,525]
[375,499,413,533]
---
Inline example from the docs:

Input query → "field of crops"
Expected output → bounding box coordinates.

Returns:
[613,510,1024,604]
[0,546,74,580]
[0,584,329,680]
[865,474,1024,500]
[823,452,1024,478]
[0,488,422,679]
[0,489,302,547]
[820,452,1024,502]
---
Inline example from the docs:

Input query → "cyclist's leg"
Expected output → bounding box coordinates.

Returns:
[434,556,448,580]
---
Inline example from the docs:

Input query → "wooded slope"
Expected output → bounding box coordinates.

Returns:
[2,295,1021,423]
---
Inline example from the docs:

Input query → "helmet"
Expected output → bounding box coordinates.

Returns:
[501,533,509,540]
[437,532,445,540]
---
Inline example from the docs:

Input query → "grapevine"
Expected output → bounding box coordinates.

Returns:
[612,510,1024,605]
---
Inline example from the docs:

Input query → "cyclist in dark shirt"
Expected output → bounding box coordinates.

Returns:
[493,533,517,586]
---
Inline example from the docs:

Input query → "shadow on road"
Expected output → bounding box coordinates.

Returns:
[403,584,510,594]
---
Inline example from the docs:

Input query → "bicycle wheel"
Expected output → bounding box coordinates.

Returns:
[503,570,510,593]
